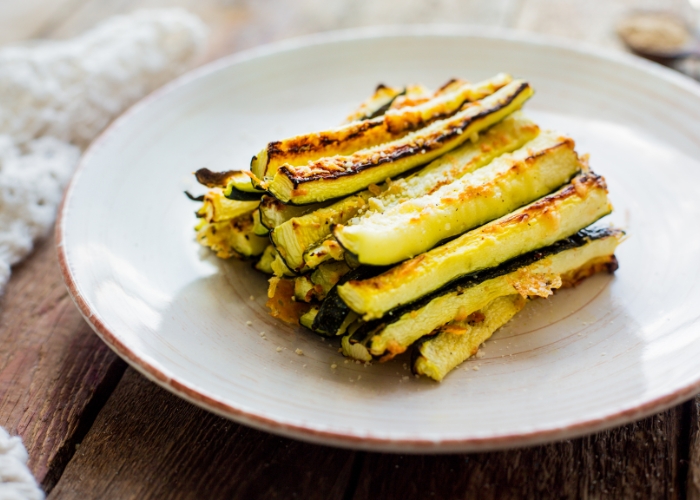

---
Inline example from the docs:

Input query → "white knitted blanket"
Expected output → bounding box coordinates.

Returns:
[0,9,207,499]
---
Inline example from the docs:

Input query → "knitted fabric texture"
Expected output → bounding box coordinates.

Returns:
[0,428,42,500]
[0,9,208,499]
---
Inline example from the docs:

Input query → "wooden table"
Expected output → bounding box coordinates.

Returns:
[2,0,700,498]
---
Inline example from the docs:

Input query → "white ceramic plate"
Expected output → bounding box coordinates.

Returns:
[58,26,700,452]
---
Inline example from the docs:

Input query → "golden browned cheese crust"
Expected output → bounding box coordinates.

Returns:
[346,171,607,292]
[277,82,531,187]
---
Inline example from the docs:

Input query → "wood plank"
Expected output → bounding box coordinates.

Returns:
[49,369,358,500]
[687,397,700,499]
[0,233,127,490]
[352,405,690,500]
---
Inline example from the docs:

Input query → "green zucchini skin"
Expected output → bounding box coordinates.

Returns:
[347,227,621,345]
[311,266,387,336]
[225,187,264,201]
[268,81,533,205]
[361,91,404,121]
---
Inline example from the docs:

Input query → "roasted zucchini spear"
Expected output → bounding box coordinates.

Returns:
[195,212,269,259]
[335,131,580,265]
[342,227,622,361]
[372,112,539,210]
[282,113,540,271]
[258,195,330,230]
[303,237,345,269]
[196,188,260,223]
[251,74,513,181]
[383,73,512,133]
[344,84,405,123]
[271,191,374,271]
[194,168,264,201]
[338,171,612,319]
[252,209,269,236]
[413,244,622,381]
[413,295,526,381]
[267,80,533,204]
[254,245,277,274]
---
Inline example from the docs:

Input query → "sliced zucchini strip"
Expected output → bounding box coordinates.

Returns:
[344,84,405,123]
[271,191,374,271]
[310,261,351,300]
[194,169,264,201]
[299,113,539,268]
[294,275,317,302]
[413,295,526,381]
[300,307,320,330]
[268,80,533,204]
[335,131,580,265]
[197,188,260,223]
[254,245,277,274]
[252,209,269,236]
[348,228,622,359]
[253,74,512,181]
[383,73,511,133]
[338,172,612,319]
[387,84,433,110]
[271,251,297,277]
[303,237,345,269]
[258,195,329,230]
[373,112,539,210]
[311,266,386,336]
[195,212,269,259]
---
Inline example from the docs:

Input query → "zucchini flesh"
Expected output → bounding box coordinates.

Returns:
[347,228,622,359]
[224,173,266,201]
[337,172,612,319]
[383,73,511,133]
[344,84,405,123]
[294,275,316,302]
[413,295,526,381]
[341,335,373,362]
[303,237,345,269]
[258,195,329,230]
[197,188,260,223]
[387,84,433,109]
[271,252,297,277]
[252,209,269,236]
[312,266,387,336]
[373,112,539,210]
[271,191,374,271]
[310,261,351,300]
[195,213,269,259]
[253,74,512,181]
[267,80,533,204]
[300,113,539,268]
[300,307,320,330]
[335,131,580,265]
[254,245,277,274]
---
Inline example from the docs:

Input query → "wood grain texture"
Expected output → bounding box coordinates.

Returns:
[0,233,126,490]
[49,369,357,500]
[687,398,700,500]
[49,365,694,500]
[352,405,690,500]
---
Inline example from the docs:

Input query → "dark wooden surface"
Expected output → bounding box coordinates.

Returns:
[2,0,700,498]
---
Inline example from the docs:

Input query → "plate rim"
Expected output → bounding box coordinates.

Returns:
[56,24,700,453]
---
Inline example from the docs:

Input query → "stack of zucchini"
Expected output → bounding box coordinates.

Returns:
[190,74,624,381]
